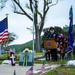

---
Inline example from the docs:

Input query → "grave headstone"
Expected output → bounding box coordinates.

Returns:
[19,52,33,66]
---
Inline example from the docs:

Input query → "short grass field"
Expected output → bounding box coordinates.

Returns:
[44,66,75,75]
[0,52,75,75]
[0,52,68,64]
[0,52,43,64]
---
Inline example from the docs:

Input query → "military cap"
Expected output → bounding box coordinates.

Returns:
[49,27,54,30]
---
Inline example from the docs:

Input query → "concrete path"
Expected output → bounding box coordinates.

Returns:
[0,64,61,75]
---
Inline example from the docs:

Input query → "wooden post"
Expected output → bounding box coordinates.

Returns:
[0,45,1,56]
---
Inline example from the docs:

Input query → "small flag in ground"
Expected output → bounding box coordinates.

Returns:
[41,60,45,71]
[13,70,16,75]
[41,64,45,71]
[49,62,54,66]
[26,66,33,75]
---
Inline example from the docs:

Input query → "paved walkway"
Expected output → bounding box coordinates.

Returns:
[0,64,42,75]
[0,64,61,75]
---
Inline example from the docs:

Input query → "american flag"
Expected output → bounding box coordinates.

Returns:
[0,17,8,44]
[41,60,45,71]
[26,66,33,75]
[49,62,54,66]
[41,64,45,71]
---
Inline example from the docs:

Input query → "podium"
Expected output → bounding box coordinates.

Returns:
[44,38,57,49]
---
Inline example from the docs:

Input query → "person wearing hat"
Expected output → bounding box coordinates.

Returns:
[45,27,58,61]
[46,27,57,39]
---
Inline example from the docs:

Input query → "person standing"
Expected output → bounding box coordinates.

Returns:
[45,49,51,61]
[45,27,58,61]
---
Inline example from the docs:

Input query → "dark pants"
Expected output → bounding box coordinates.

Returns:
[45,52,51,60]
[51,49,58,61]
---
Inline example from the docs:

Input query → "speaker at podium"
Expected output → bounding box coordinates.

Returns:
[44,38,57,49]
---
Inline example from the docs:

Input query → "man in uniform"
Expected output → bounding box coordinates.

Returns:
[45,27,58,61]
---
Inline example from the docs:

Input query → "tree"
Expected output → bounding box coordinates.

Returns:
[8,32,18,44]
[2,32,18,50]
[0,0,62,52]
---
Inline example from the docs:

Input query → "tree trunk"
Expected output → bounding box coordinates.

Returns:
[34,0,41,52]
[35,28,41,52]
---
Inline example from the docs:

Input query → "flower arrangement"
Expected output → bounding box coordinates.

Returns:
[23,48,32,53]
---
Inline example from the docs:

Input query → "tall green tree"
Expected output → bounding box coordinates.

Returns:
[2,32,18,49]
[0,0,63,52]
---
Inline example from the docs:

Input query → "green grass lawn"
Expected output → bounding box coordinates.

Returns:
[34,52,43,56]
[0,52,73,65]
[44,66,75,75]
[0,52,70,64]
[0,52,43,64]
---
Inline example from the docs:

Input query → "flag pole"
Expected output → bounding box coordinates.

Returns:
[32,0,35,72]
[32,0,35,62]
[6,13,9,59]
[0,44,1,56]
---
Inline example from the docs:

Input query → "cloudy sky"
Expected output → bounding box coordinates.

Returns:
[0,0,75,45]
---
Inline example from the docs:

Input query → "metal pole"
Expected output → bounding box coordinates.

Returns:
[32,0,35,66]
[6,13,9,59]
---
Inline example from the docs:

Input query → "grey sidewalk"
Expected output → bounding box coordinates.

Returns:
[0,64,61,75]
[0,64,42,75]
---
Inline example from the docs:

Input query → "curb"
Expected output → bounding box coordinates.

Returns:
[33,64,61,75]
[33,69,42,75]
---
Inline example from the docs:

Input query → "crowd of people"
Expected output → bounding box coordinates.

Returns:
[44,27,73,61]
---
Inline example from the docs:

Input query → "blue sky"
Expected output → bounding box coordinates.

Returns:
[0,0,75,45]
